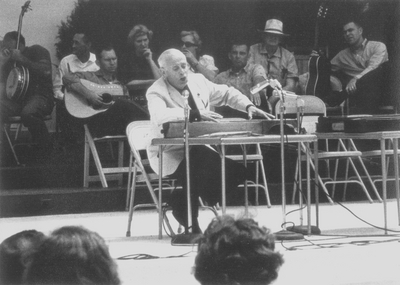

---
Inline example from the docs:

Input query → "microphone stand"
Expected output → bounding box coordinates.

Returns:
[274,89,304,241]
[171,90,201,245]
[286,98,321,236]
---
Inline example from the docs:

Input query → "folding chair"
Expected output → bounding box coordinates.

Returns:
[225,144,270,207]
[275,96,373,204]
[83,124,129,188]
[348,138,398,199]
[125,121,178,238]
[3,115,52,165]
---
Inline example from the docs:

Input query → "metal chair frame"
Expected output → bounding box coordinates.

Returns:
[225,144,270,207]
[3,115,52,165]
[275,96,375,204]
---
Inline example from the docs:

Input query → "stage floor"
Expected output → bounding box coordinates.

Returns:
[1,200,400,285]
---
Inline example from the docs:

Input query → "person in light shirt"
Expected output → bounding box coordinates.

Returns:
[248,19,298,93]
[146,48,272,234]
[330,18,389,114]
[53,32,99,145]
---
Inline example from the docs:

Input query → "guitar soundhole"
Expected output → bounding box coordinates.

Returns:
[101,93,113,104]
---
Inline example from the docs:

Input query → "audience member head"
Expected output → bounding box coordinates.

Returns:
[228,39,250,71]
[258,19,287,50]
[158,48,189,90]
[180,30,203,59]
[0,230,45,285]
[341,18,364,47]
[72,32,92,60]
[194,215,284,285]
[2,31,25,50]
[95,43,118,75]
[24,225,120,285]
[127,24,153,56]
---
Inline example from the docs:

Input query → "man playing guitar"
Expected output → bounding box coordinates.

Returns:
[62,43,148,138]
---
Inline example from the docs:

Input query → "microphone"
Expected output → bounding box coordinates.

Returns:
[250,79,270,95]
[182,89,190,124]
[182,89,190,100]
[250,79,283,95]
[297,98,305,113]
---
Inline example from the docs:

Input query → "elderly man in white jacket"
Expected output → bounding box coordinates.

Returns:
[146,49,272,233]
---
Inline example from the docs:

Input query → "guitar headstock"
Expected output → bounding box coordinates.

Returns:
[21,1,32,16]
[317,2,329,19]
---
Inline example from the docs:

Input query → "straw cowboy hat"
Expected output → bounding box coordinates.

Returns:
[258,19,289,36]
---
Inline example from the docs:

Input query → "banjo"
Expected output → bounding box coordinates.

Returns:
[5,1,31,103]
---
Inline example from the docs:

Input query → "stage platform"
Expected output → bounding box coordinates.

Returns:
[1,200,400,285]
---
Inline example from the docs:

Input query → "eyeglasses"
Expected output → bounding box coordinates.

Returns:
[182,42,197,48]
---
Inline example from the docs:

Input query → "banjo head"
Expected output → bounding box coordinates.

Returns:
[6,66,29,102]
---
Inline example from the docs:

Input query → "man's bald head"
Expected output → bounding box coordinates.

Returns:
[158,48,186,69]
[158,48,189,90]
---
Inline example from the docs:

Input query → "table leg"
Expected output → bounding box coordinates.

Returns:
[306,142,311,235]
[314,140,319,228]
[298,142,303,226]
[158,146,163,239]
[243,146,248,216]
[221,145,226,214]
[380,139,388,234]
[393,139,400,224]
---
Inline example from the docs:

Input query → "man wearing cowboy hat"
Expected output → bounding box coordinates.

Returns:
[248,18,298,93]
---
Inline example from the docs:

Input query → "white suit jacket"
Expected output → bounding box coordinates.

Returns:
[146,73,253,176]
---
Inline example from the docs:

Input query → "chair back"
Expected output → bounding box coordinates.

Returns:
[275,95,326,134]
[126,120,154,157]
[275,95,326,117]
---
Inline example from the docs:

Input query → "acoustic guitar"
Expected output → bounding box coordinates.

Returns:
[305,2,330,98]
[64,79,127,119]
[5,1,31,103]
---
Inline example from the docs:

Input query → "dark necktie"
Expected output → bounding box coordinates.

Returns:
[183,86,198,110]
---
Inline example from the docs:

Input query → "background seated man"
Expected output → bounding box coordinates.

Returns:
[0,32,54,159]
[330,18,389,114]
[146,49,271,234]
[53,32,99,146]
[194,215,284,285]
[63,43,148,138]
[214,39,271,118]
[248,19,298,93]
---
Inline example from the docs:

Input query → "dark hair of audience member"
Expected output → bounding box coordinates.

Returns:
[3,31,26,46]
[24,226,120,285]
[127,24,153,46]
[94,43,115,61]
[194,215,284,285]
[0,230,45,285]
[229,38,250,51]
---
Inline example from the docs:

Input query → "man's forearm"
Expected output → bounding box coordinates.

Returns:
[66,81,96,102]
[194,63,217,81]
[147,58,161,79]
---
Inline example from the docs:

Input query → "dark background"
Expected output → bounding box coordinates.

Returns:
[55,0,397,72]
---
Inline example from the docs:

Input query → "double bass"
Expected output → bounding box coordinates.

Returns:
[5,1,31,103]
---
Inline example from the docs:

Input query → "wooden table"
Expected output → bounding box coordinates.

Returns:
[152,134,318,238]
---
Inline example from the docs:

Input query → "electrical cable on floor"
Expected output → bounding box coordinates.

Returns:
[292,177,400,234]
[117,249,195,261]
[281,236,400,251]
